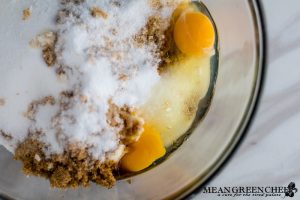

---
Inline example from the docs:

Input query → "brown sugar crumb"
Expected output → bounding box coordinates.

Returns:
[107,101,143,145]
[61,0,84,5]
[118,74,128,81]
[56,66,66,76]
[149,0,163,9]
[111,1,121,7]
[0,130,13,141]
[29,32,57,49]
[14,138,117,189]
[90,7,108,19]
[183,95,199,119]
[29,31,57,67]
[43,46,56,66]
[106,101,120,127]
[50,166,73,188]
[22,8,31,21]
[80,95,88,103]
[134,15,179,73]
[61,90,75,98]
[119,107,144,145]
[135,16,164,47]
[25,96,56,120]
[59,91,75,110]
[56,9,71,24]
[0,98,5,106]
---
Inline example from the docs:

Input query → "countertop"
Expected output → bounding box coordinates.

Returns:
[195,0,300,199]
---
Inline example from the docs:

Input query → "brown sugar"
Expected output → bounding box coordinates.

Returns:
[107,101,144,145]
[90,7,108,19]
[80,95,88,103]
[0,98,5,106]
[0,130,13,141]
[16,96,143,189]
[134,15,179,74]
[29,32,57,49]
[29,31,57,67]
[43,46,57,66]
[22,8,31,21]
[118,106,144,145]
[14,138,117,188]
[183,95,199,119]
[24,96,56,120]
[61,0,85,5]
[149,0,163,9]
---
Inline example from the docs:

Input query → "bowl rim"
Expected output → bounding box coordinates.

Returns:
[177,0,268,199]
[0,0,267,199]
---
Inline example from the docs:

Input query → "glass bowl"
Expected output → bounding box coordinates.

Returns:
[0,0,265,199]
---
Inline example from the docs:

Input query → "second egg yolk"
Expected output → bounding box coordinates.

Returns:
[120,124,166,172]
[174,11,215,56]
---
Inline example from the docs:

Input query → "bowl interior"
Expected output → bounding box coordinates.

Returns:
[0,0,264,199]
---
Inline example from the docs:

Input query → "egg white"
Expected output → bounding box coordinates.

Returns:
[140,56,211,147]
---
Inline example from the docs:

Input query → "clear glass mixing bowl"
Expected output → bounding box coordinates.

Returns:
[0,0,265,199]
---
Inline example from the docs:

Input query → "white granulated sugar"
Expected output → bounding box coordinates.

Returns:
[0,0,179,161]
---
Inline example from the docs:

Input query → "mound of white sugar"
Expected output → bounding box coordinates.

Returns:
[0,0,180,160]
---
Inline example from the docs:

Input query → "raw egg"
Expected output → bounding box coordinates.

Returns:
[141,57,210,147]
[174,11,215,56]
[121,124,166,172]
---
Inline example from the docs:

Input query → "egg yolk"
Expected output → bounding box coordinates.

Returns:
[174,11,215,56]
[120,124,166,172]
